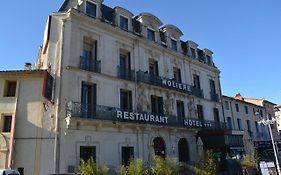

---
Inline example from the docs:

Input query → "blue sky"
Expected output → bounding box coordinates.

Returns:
[0,0,280,104]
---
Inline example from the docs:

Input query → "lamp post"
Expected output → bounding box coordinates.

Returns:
[257,112,281,175]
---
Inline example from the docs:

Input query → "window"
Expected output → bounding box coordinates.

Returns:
[227,117,232,129]
[213,108,220,124]
[81,39,98,71]
[225,101,230,110]
[193,74,201,89]
[151,95,163,114]
[206,55,211,65]
[209,79,216,94]
[173,67,182,83]
[176,100,185,118]
[119,51,132,80]
[85,1,97,17]
[80,146,96,162]
[255,121,260,137]
[237,118,243,130]
[4,81,17,97]
[121,146,134,166]
[253,108,255,115]
[246,120,251,131]
[147,28,155,42]
[149,59,159,76]
[120,89,132,111]
[190,48,196,59]
[81,82,96,118]
[171,38,177,51]
[2,115,12,132]
[120,15,129,31]
[245,106,249,114]
[197,105,204,120]
[235,103,240,112]
[260,110,263,117]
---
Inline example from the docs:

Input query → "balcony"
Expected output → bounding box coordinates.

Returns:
[66,101,225,130]
[117,66,135,81]
[136,71,204,98]
[210,92,220,102]
[80,56,101,73]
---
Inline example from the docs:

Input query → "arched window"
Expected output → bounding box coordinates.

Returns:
[153,137,166,158]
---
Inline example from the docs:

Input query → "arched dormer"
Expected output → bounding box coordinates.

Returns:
[136,12,163,42]
[203,48,214,66]
[160,24,183,51]
[79,0,103,19]
[114,7,134,31]
[186,40,198,59]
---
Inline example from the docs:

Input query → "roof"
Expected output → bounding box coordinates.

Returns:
[222,95,264,108]
[0,69,46,77]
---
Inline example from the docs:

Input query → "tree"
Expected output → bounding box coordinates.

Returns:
[120,159,147,175]
[79,157,109,175]
[151,156,179,175]
[196,150,218,175]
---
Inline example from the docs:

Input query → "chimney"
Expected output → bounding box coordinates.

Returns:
[24,62,32,70]
[235,93,244,101]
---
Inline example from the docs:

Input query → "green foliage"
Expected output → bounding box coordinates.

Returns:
[79,157,109,175]
[151,156,179,175]
[195,150,218,175]
[241,153,259,169]
[120,159,147,175]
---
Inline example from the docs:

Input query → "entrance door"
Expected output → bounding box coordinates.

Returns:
[153,137,165,158]
[178,138,189,163]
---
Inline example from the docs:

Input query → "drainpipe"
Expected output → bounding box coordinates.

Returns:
[54,18,66,174]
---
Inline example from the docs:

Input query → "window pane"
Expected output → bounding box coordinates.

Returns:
[147,29,155,41]
[3,115,12,132]
[171,39,177,51]
[86,1,97,17]
[122,147,134,166]
[80,146,96,162]
[120,16,128,30]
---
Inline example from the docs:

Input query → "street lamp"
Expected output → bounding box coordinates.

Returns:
[256,112,281,175]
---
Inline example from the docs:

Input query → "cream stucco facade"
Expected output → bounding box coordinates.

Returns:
[0,70,55,175]
[34,0,225,174]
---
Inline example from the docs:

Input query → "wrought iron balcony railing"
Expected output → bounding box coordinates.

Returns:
[80,56,101,73]
[136,71,204,98]
[210,92,220,102]
[117,66,135,81]
[66,101,226,130]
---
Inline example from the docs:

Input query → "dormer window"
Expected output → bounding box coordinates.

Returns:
[206,55,212,65]
[190,48,196,59]
[86,1,97,17]
[147,28,155,42]
[171,38,177,51]
[120,15,129,31]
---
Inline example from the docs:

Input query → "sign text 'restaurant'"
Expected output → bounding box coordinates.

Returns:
[117,110,168,124]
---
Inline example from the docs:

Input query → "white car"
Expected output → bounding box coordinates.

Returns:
[0,169,20,175]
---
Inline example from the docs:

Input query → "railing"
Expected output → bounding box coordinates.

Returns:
[117,66,135,81]
[80,56,101,73]
[136,71,204,98]
[66,101,226,130]
[210,92,219,102]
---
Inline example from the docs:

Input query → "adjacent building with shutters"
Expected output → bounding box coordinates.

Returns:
[0,70,55,174]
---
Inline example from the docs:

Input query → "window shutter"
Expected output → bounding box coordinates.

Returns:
[43,71,54,101]
[129,91,132,111]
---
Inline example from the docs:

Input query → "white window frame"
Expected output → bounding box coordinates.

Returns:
[147,27,156,42]
[84,0,98,18]
[119,14,129,31]
[170,37,178,51]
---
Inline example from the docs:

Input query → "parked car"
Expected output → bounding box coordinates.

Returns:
[0,169,20,175]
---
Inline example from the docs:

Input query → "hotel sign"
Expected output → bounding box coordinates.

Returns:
[116,110,213,128]
[161,78,192,93]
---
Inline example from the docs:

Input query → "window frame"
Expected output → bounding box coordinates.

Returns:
[1,115,12,133]
[147,28,156,42]
[171,38,177,51]
[4,80,17,97]
[119,15,129,31]
[85,0,97,18]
